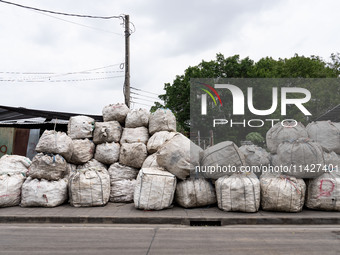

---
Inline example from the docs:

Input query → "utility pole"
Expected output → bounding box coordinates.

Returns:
[124,14,130,108]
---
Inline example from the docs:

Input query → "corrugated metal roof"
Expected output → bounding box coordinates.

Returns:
[0,105,102,122]
[0,105,102,129]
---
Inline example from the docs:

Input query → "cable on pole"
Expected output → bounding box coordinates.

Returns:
[130,86,159,96]
[0,0,122,19]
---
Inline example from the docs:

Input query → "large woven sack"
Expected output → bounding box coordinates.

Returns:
[69,166,110,207]
[274,138,325,178]
[266,121,308,153]
[120,127,149,144]
[102,103,130,124]
[119,143,147,168]
[78,159,107,170]
[307,121,340,153]
[239,144,270,177]
[67,115,95,139]
[108,163,139,203]
[65,163,77,178]
[175,178,216,208]
[156,133,202,180]
[200,141,246,179]
[306,170,340,211]
[0,173,25,207]
[0,155,31,175]
[21,177,68,207]
[260,173,306,212]
[93,121,122,144]
[110,179,136,203]
[270,154,279,166]
[35,130,73,161]
[323,151,340,169]
[142,154,161,169]
[149,109,176,135]
[216,173,260,212]
[69,139,95,164]
[125,108,150,128]
[94,142,120,165]
[134,168,176,210]
[28,153,67,181]
[147,131,176,154]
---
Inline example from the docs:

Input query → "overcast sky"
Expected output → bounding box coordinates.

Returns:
[0,0,339,115]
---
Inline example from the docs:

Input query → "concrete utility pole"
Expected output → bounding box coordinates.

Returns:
[124,15,130,108]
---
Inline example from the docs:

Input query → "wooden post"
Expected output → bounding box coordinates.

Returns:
[124,15,130,108]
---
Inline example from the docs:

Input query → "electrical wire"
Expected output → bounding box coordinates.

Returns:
[130,101,153,107]
[35,11,123,35]
[131,86,160,96]
[131,96,161,103]
[0,63,125,81]
[0,63,123,74]
[130,91,163,101]
[0,0,122,19]
[0,75,124,82]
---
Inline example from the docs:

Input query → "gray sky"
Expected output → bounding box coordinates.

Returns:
[0,0,339,115]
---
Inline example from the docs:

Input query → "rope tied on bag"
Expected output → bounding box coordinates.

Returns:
[279,175,301,194]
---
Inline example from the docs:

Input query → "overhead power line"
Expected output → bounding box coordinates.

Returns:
[0,75,124,83]
[131,86,159,96]
[0,63,124,78]
[131,96,160,104]
[36,11,123,35]
[130,91,163,101]
[0,0,122,19]
[130,101,153,107]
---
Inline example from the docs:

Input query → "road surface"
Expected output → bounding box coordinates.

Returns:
[0,224,339,255]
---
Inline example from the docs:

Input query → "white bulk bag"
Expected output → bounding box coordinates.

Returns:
[108,162,139,203]
[266,121,308,153]
[274,138,325,178]
[125,108,150,128]
[93,121,122,144]
[149,109,176,135]
[147,131,176,154]
[307,121,340,153]
[28,153,67,181]
[0,155,31,175]
[216,173,260,212]
[21,177,68,207]
[175,178,216,208]
[0,173,25,207]
[69,139,95,164]
[78,159,107,170]
[69,166,110,207]
[102,103,130,124]
[120,127,149,144]
[67,115,95,139]
[35,130,73,161]
[119,143,147,169]
[200,141,246,180]
[260,173,306,212]
[239,144,271,177]
[142,154,161,169]
[306,170,340,211]
[94,142,120,165]
[134,168,176,210]
[156,133,202,180]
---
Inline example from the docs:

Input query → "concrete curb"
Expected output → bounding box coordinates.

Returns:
[1,204,340,225]
[1,215,340,225]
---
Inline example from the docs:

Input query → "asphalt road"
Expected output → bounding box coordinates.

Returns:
[0,224,340,255]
